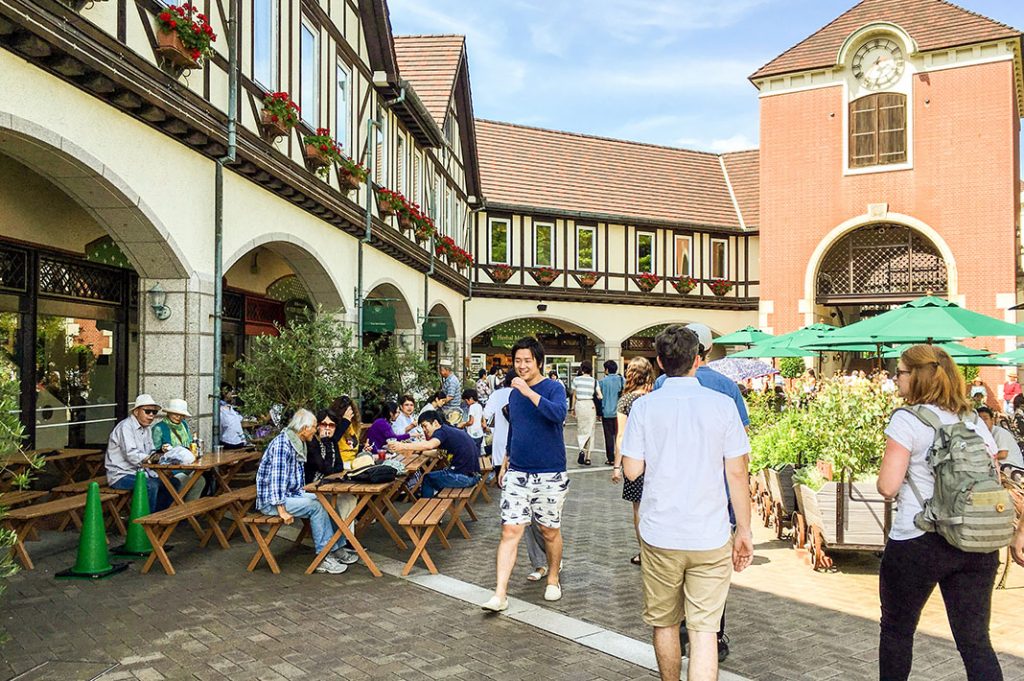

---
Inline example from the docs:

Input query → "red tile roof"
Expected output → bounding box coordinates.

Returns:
[751,0,1021,80]
[722,150,760,229]
[394,35,464,128]
[476,119,757,230]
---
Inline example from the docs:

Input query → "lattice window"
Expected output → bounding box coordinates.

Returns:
[0,245,28,293]
[223,291,245,321]
[816,224,947,301]
[38,256,123,304]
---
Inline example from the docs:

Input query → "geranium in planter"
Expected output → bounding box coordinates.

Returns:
[337,155,368,192]
[577,272,600,289]
[155,4,216,70]
[301,128,342,179]
[530,267,558,287]
[634,272,660,292]
[491,264,513,283]
[709,279,733,297]
[453,246,474,269]
[413,217,435,243]
[376,188,406,218]
[673,276,697,294]
[260,91,299,141]
[435,236,457,262]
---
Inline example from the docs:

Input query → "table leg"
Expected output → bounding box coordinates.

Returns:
[366,496,407,550]
[104,498,126,535]
[6,519,36,570]
[213,461,245,494]
[305,493,381,577]
[156,470,205,538]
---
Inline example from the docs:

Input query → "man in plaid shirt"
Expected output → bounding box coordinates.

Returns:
[256,409,357,574]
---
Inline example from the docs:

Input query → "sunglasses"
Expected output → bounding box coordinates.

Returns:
[141,408,159,416]
[319,422,336,428]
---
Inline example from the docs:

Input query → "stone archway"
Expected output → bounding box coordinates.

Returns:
[224,235,347,312]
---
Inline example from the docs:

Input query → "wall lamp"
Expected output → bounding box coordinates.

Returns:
[147,283,172,321]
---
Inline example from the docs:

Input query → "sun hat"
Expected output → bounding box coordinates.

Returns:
[164,398,192,417]
[439,359,453,368]
[685,323,714,353]
[132,394,160,410]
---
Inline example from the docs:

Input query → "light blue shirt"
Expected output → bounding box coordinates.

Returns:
[598,374,625,418]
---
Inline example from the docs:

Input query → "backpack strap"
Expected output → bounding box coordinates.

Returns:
[892,406,944,508]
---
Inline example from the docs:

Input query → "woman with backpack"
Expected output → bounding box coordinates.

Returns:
[877,345,1005,681]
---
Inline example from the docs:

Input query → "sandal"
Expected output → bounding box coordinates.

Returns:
[631,554,641,566]
[527,566,548,582]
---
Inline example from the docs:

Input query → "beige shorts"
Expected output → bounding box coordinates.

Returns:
[640,538,733,631]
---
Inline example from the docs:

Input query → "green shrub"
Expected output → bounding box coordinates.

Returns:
[779,356,806,379]
[960,365,979,383]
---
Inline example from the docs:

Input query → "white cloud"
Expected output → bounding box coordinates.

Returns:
[707,133,758,152]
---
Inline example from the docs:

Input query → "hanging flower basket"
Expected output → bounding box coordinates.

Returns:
[155,29,199,69]
[155,4,215,70]
[414,221,433,243]
[491,264,513,283]
[301,128,342,179]
[302,143,330,171]
[376,188,405,218]
[530,267,559,287]
[260,109,290,140]
[259,92,298,142]
[673,277,697,295]
[576,272,600,289]
[634,273,661,293]
[709,279,734,297]
[398,212,415,230]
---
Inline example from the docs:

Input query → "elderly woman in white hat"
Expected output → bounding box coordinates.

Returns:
[152,398,205,500]
[106,394,175,512]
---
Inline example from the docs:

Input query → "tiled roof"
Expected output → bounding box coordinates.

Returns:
[751,0,1021,80]
[722,150,760,229]
[394,35,464,128]
[476,120,755,230]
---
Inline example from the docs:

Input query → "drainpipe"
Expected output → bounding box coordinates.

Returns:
[357,87,406,349]
[461,204,484,379]
[212,0,238,443]
[422,187,436,359]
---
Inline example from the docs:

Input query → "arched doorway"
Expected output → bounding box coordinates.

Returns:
[0,116,189,447]
[813,222,950,372]
[621,323,727,368]
[363,282,415,349]
[425,303,456,369]
[471,318,602,390]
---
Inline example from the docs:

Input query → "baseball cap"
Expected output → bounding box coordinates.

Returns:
[685,323,714,354]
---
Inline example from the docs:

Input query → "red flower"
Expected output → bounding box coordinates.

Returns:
[169,19,177,28]
[191,49,200,59]
[270,114,279,122]
[159,11,171,21]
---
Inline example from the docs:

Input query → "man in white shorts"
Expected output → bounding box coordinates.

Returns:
[482,337,570,611]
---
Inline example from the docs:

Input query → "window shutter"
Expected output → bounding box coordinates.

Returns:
[849,93,906,169]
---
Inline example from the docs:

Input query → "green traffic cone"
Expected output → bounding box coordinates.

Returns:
[56,481,128,580]
[113,471,153,557]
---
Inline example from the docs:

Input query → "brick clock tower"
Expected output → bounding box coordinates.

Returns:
[751,0,1023,366]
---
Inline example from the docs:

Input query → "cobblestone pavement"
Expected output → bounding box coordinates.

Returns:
[3,419,1023,681]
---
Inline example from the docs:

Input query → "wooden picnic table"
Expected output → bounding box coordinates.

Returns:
[303,477,407,577]
[143,449,262,537]
[35,448,105,485]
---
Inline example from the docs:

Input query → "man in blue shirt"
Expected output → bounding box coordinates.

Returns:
[598,360,625,465]
[389,411,480,498]
[482,337,569,612]
[654,322,748,663]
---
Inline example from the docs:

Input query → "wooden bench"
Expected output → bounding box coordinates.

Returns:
[241,513,311,574]
[222,485,257,543]
[473,455,494,504]
[134,496,235,575]
[436,486,476,540]
[0,490,47,508]
[398,497,452,575]
[50,477,130,533]
[3,493,119,570]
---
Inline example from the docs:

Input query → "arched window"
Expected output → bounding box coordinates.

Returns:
[816,224,947,303]
[849,93,906,168]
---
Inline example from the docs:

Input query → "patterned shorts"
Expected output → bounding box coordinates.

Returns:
[500,471,570,528]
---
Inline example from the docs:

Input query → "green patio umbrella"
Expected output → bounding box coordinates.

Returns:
[714,325,774,347]
[881,342,1001,365]
[996,348,1024,364]
[822,296,1024,343]
[740,323,877,355]
[730,342,815,358]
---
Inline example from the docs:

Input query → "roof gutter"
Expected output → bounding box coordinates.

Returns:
[483,202,755,236]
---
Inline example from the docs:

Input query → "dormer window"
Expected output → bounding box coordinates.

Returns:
[849,93,906,169]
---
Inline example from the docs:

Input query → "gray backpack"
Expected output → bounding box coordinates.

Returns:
[898,406,1015,553]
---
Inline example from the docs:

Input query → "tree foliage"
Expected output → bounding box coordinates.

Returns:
[366,340,438,406]
[778,356,806,379]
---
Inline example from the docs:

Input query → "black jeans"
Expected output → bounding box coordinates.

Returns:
[879,532,1001,681]
[601,416,618,463]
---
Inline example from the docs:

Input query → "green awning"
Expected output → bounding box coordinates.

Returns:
[422,319,449,342]
[489,319,564,348]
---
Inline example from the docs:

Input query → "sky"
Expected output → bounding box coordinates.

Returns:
[388,0,1024,157]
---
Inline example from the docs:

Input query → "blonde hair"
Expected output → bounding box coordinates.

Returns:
[899,344,972,415]
[624,356,655,393]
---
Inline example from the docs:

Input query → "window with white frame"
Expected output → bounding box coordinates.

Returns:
[374,106,387,185]
[299,20,318,127]
[674,234,692,277]
[576,226,596,270]
[489,219,510,264]
[449,187,456,233]
[396,135,406,194]
[412,152,421,203]
[637,232,655,274]
[534,222,554,267]
[252,0,277,90]
[335,61,350,153]
[711,238,728,279]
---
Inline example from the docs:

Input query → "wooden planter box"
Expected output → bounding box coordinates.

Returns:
[796,478,890,569]
[336,166,363,192]
[302,144,330,171]
[673,280,697,295]
[414,228,431,243]
[378,202,398,219]
[259,110,290,142]
[155,30,199,70]
[397,213,415,230]
[490,267,513,284]
[574,273,600,289]
[530,270,558,286]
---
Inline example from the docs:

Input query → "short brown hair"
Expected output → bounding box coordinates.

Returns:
[654,325,699,377]
[899,344,972,415]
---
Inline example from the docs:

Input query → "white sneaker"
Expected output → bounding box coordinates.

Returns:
[333,547,359,565]
[315,555,349,574]
[481,595,509,612]
[544,584,562,602]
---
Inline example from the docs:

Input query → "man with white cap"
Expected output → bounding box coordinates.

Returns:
[106,394,177,512]
[652,323,749,664]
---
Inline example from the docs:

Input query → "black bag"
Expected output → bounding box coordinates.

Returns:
[346,464,398,484]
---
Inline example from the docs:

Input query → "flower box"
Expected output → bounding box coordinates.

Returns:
[633,273,660,293]
[673,277,697,295]
[414,224,433,242]
[260,109,290,141]
[491,265,513,283]
[337,165,363,192]
[259,92,299,142]
[530,268,558,287]
[709,279,734,297]
[398,212,415,230]
[575,272,600,289]
[302,143,330,171]
[155,30,199,70]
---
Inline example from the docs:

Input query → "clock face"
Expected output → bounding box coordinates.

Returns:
[852,38,905,90]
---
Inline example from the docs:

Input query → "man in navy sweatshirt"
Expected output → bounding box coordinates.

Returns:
[481,337,569,612]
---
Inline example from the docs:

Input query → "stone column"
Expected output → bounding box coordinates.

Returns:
[137,274,215,443]
[596,344,622,378]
